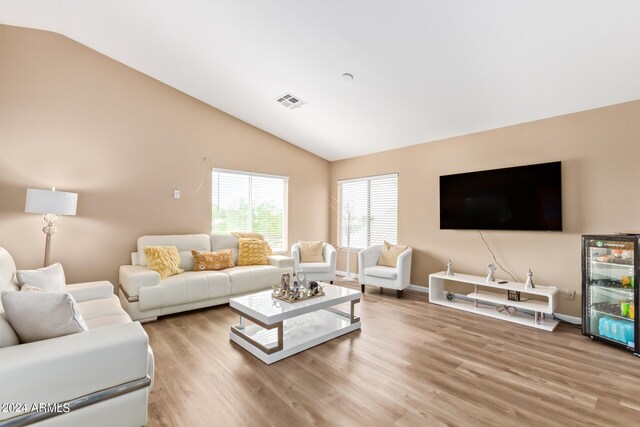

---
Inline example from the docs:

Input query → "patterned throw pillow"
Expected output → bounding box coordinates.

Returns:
[144,246,184,279]
[237,238,269,266]
[192,249,234,271]
[377,241,408,268]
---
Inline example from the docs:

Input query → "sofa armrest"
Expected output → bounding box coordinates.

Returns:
[119,265,161,297]
[323,244,337,271]
[66,281,114,303]
[0,322,150,422]
[396,247,413,288]
[358,245,382,282]
[267,255,294,269]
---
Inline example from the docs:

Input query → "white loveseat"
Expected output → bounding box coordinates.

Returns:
[0,247,153,427]
[119,233,294,321]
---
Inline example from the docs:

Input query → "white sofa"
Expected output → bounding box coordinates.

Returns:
[358,245,413,298]
[290,242,337,283]
[119,233,294,321]
[0,247,153,427]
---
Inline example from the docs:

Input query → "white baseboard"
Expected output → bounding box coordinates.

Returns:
[406,284,428,293]
[336,270,358,279]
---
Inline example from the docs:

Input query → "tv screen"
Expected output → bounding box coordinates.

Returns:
[440,161,562,231]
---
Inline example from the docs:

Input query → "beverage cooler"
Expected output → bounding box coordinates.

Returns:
[582,235,639,355]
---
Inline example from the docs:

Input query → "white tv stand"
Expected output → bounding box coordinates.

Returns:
[428,272,559,331]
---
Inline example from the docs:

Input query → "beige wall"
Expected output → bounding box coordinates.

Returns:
[331,100,640,317]
[0,25,330,286]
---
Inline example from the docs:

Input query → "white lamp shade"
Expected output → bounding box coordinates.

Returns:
[25,188,78,216]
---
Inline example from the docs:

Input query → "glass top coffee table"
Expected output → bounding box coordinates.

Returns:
[229,283,361,364]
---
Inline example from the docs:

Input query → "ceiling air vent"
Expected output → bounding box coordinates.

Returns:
[276,93,306,109]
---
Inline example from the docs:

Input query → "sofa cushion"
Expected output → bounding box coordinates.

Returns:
[138,271,230,311]
[192,249,234,271]
[1,291,88,343]
[78,295,131,329]
[225,265,284,295]
[364,266,398,280]
[297,262,331,273]
[144,246,184,279]
[0,312,19,348]
[16,262,66,293]
[137,234,211,270]
[237,238,269,266]
[210,233,239,264]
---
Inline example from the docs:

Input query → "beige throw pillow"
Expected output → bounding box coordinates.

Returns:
[1,291,88,343]
[299,241,324,263]
[144,246,184,279]
[16,262,66,293]
[231,232,273,254]
[377,241,408,268]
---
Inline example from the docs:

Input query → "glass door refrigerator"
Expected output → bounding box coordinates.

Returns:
[583,235,639,355]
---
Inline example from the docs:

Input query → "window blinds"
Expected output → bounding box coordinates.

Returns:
[337,173,398,249]
[212,169,288,251]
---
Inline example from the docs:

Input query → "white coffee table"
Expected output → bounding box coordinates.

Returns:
[229,283,361,364]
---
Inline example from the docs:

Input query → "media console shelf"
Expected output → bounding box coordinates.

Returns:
[428,271,559,331]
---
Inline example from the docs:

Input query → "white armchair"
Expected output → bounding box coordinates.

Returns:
[291,242,337,283]
[358,245,413,298]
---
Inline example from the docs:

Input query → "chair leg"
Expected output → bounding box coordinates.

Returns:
[330,280,333,284]
[361,284,365,293]
[380,287,383,294]
[396,290,403,299]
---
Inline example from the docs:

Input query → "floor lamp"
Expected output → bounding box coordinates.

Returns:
[25,187,78,267]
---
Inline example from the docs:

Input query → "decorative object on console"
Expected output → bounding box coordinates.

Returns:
[24,187,78,267]
[507,289,521,301]
[524,268,535,289]
[486,263,496,283]
[272,276,325,302]
[446,259,454,276]
[446,291,455,301]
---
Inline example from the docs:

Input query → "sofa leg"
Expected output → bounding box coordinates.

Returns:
[396,290,403,299]
[330,280,333,284]
[361,284,365,293]
[139,317,158,324]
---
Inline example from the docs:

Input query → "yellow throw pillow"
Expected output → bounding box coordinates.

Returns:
[299,240,324,263]
[231,232,273,254]
[377,241,408,268]
[237,238,269,266]
[144,246,184,279]
[192,249,235,271]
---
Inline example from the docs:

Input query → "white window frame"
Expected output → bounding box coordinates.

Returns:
[212,168,289,252]
[337,173,398,250]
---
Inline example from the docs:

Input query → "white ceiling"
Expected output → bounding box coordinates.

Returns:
[2,1,640,161]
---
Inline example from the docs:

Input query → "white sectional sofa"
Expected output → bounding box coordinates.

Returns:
[0,247,153,427]
[119,233,294,321]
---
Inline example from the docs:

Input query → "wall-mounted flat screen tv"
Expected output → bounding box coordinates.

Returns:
[440,161,562,231]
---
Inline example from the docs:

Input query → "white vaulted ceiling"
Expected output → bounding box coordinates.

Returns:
[1,1,640,161]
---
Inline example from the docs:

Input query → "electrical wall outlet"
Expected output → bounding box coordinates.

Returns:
[173,190,181,199]
[565,289,576,300]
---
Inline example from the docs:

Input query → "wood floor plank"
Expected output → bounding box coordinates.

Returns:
[144,281,640,427]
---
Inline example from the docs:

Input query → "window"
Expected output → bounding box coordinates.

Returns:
[337,173,398,249]
[212,169,288,252]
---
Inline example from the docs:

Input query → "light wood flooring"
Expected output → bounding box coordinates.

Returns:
[144,281,640,427]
